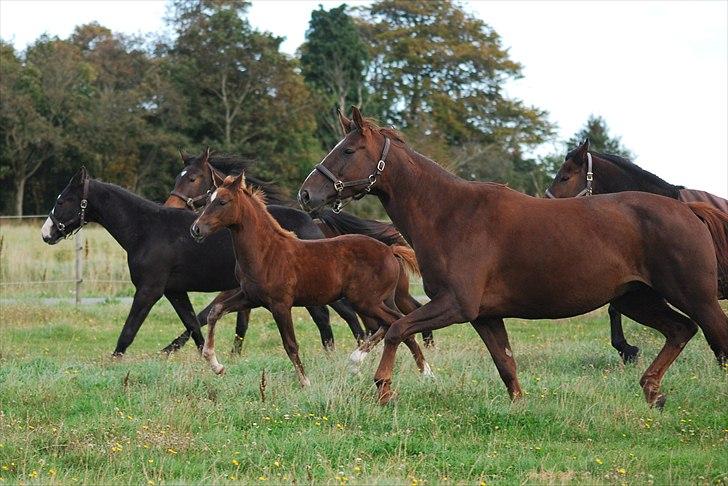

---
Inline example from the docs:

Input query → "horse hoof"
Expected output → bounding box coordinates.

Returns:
[111,352,124,360]
[422,362,435,379]
[651,394,666,410]
[620,346,640,364]
[378,389,396,406]
[423,340,435,349]
[212,364,225,375]
[300,376,311,388]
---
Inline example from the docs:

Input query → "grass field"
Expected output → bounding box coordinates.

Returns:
[1,224,727,484]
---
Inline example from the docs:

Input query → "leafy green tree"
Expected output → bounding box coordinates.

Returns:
[300,4,369,148]
[356,0,554,194]
[567,115,634,158]
[167,0,321,189]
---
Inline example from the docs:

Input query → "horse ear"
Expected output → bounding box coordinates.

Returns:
[351,105,367,131]
[179,148,190,165]
[200,146,211,165]
[233,172,246,190]
[210,166,225,188]
[72,166,88,185]
[338,107,353,134]
[573,138,590,165]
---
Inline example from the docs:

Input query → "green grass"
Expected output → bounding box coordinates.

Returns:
[1,298,726,485]
[1,223,727,484]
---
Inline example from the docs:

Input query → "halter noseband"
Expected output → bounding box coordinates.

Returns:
[314,137,391,213]
[169,189,211,211]
[545,152,593,199]
[49,175,91,238]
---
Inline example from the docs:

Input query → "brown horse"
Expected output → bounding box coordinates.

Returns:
[299,106,728,407]
[545,140,728,360]
[164,148,432,347]
[190,171,431,386]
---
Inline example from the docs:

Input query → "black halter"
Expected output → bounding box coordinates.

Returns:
[49,176,91,238]
[314,137,391,213]
[169,189,211,211]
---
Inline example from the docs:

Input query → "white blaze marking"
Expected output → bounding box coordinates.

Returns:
[180,170,187,177]
[41,217,53,239]
[210,190,218,202]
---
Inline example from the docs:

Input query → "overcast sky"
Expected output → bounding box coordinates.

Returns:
[1,0,726,196]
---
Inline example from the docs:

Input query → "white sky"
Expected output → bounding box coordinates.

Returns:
[1,0,726,196]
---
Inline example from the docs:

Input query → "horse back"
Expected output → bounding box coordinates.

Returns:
[678,189,728,213]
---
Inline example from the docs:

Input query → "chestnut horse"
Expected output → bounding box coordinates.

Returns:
[190,172,431,386]
[546,139,728,362]
[299,107,728,407]
[164,148,432,347]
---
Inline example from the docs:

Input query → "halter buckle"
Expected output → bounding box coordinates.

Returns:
[80,199,88,209]
[377,160,386,172]
[334,180,344,192]
[586,172,593,181]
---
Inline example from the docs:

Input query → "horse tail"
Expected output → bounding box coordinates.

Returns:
[316,208,406,246]
[686,202,728,294]
[392,245,420,277]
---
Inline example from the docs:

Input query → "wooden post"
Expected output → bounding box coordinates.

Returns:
[75,231,84,305]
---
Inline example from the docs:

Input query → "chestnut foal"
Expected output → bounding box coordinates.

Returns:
[190,172,429,386]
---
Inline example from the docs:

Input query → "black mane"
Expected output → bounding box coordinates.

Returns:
[568,148,684,197]
[189,153,293,207]
[316,208,406,246]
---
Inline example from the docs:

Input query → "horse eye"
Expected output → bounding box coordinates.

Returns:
[344,148,355,155]
[560,175,570,182]
[189,176,196,182]
[219,199,227,206]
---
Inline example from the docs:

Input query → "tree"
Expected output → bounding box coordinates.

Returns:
[567,115,634,158]
[356,0,554,194]
[167,0,321,189]
[0,38,92,215]
[300,4,369,148]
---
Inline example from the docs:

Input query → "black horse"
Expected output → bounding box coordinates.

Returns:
[41,167,366,356]
[163,149,433,347]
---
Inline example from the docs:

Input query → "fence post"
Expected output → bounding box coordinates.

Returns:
[75,231,84,305]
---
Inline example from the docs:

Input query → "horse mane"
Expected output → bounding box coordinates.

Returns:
[568,148,684,197]
[316,208,406,246]
[359,118,406,144]
[201,153,293,206]
[228,177,295,240]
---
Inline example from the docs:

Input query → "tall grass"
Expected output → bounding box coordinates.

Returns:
[1,222,132,299]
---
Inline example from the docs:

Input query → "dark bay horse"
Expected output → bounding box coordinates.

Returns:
[40,168,351,355]
[162,148,366,353]
[546,139,728,361]
[163,148,432,347]
[190,172,431,385]
[299,107,728,407]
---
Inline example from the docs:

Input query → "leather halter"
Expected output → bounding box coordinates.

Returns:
[49,175,90,238]
[545,152,593,199]
[168,189,211,211]
[314,137,391,213]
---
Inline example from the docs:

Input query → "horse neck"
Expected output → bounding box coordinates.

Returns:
[86,181,154,251]
[374,144,464,247]
[594,156,677,198]
[227,195,291,277]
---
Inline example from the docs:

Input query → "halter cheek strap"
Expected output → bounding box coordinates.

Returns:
[314,137,391,213]
[49,176,90,238]
[545,152,593,199]
[169,189,211,211]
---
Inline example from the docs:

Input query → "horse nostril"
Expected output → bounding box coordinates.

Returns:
[298,190,310,209]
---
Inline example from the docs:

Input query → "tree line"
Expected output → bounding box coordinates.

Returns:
[0,0,630,216]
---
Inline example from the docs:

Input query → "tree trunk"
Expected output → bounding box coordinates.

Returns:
[14,175,26,216]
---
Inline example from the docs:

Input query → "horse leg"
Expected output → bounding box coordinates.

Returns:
[611,289,698,408]
[203,290,253,375]
[231,309,251,355]
[608,304,640,363]
[330,299,367,343]
[113,286,164,356]
[395,272,433,347]
[270,305,310,387]
[305,305,335,351]
[372,295,464,404]
[165,291,205,352]
[471,317,522,400]
[160,290,236,354]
